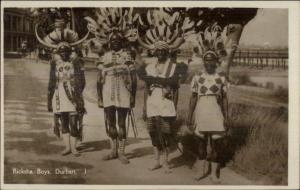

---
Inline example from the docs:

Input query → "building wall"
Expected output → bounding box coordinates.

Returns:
[4,8,36,53]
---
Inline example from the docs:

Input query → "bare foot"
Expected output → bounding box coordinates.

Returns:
[61,149,71,156]
[194,172,209,181]
[163,163,172,174]
[148,163,162,171]
[102,152,118,161]
[209,175,221,184]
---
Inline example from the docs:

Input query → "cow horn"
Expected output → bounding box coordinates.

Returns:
[70,31,90,46]
[35,24,58,49]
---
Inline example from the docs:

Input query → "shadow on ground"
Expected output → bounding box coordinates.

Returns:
[5,131,63,155]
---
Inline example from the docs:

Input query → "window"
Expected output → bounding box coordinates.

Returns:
[12,36,16,51]
[4,34,11,51]
[29,20,33,32]
[12,16,17,31]
[4,15,11,31]
[18,17,23,32]
[16,17,20,31]
[25,19,30,32]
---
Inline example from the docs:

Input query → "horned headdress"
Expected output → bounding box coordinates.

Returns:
[84,8,140,44]
[34,8,90,51]
[137,8,195,51]
[35,20,89,51]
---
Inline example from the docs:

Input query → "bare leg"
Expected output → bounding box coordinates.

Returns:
[53,114,60,138]
[209,162,221,184]
[163,147,172,174]
[102,107,118,160]
[148,121,162,171]
[149,146,162,171]
[70,114,80,157]
[60,113,71,156]
[194,159,210,181]
[117,108,129,164]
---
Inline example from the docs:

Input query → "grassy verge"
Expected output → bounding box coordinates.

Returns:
[228,104,288,185]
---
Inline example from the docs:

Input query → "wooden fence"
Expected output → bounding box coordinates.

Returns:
[233,49,288,69]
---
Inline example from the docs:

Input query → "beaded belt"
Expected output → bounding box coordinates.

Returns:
[198,94,220,98]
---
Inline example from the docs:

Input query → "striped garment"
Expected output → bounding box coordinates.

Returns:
[99,50,135,108]
[145,60,177,117]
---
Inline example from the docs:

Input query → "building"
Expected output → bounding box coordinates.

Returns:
[4,8,37,56]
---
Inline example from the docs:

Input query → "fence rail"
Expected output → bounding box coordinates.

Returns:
[233,49,288,69]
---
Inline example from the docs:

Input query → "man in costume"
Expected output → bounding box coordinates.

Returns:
[85,8,138,164]
[36,17,89,157]
[183,7,258,183]
[136,12,190,172]
[187,50,228,183]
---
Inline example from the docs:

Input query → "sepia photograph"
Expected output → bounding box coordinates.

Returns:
[0,1,299,190]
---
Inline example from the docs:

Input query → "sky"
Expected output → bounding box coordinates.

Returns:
[239,8,288,48]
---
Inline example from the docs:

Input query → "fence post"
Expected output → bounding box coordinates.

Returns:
[256,51,259,68]
[249,50,251,67]
[272,55,274,69]
[238,50,241,66]
[266,52,269,68]
[244,50,246,66]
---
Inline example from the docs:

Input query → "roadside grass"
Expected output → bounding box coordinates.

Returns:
[271,86,288,103]
[229,104,288,185]
[230,72,257,86]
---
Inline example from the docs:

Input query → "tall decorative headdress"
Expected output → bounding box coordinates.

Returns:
[35,9,89,51]
[84,8,140,44]
[35,24,89,51]
[164,8,258,61]
[137,9,194,51]
[196,23,228,59]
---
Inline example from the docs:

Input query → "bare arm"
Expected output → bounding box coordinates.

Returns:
[187,92,198,126]
[221,86,228,125]
[97,69,104,108]
[129,66,137,108]
[47,60,56,112]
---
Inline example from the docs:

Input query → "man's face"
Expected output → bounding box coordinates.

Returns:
[110,33,123,51]
[204,60,217,74]
[155,49,169,62]
[58,46,72,61]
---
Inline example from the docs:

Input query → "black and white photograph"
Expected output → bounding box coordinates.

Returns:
[1,1,299,190]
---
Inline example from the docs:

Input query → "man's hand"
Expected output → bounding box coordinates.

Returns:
[186,113,194,130]
[98,99,104,108]
[142,107,147,121]
[162,87,172,99]
[53,125,60,138]
[48,104,53,112]
[130,96,135,108]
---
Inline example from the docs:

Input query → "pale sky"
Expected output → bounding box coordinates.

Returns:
[239,8,288,48]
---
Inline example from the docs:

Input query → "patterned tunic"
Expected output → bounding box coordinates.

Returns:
[145,60,179,117]
[191,72,227,132]
[52,60,76,113]
[98,49,135,108]
[48,56,86,114]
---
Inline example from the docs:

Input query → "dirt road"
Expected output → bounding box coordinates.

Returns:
[4,58,254,185]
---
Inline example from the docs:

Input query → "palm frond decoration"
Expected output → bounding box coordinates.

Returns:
[84,7,140,44]
[137,9,195,51]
